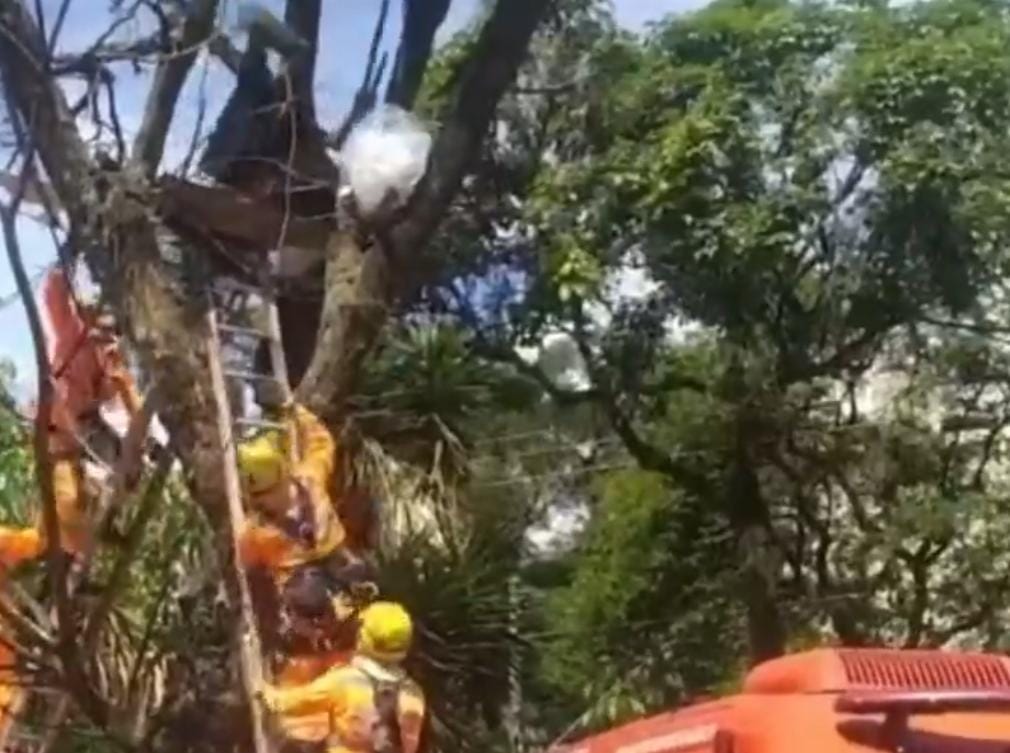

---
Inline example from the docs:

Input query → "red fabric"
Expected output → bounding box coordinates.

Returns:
[37,268,135,438]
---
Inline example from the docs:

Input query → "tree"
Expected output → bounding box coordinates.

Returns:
[418,0,1010,688]
[0,0,554,749]
[9,0,1010,748]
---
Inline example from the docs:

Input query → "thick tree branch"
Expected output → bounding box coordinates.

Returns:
[283,0,321,121]
[206,32,241,73]
[299,0,553,415]
[0,0,236,568]
[131,0,218,175]
[0,1,95,230]
[1,1,275,744]
[390,0,552,267]
[297,231,389,420]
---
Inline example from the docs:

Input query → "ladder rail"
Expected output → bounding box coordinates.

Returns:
[262,288,292,407]
[212,276,296,439]
[256,277,298,462]
[206,306,274,753]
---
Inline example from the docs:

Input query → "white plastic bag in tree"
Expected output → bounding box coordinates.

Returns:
[341,105,432,217]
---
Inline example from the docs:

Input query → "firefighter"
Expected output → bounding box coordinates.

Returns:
[261,601,425,753]
[0,524,51,739]
[236,402,346,578]
[271,563,379,753]
[237,402,349,658]
[33,269,143,559]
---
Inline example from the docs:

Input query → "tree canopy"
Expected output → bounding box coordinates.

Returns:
[4,0,1010,750]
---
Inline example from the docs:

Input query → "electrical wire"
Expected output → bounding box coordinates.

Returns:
[472,460,636,489]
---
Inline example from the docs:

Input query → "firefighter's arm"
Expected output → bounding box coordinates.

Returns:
[261,667,345,716]
[103,347,142,417]
[401,686,426,753]
[238,522,292,569]
[290,404,335,490]
[0,527,42,569]
[47,397,78,441]
[402,714,424,753]
[117,378,143,419]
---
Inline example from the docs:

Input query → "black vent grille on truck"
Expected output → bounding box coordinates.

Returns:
[839,649,1010,690]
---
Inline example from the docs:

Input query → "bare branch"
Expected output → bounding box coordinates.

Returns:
[0,195,109,726]
[82,452,172,653]
[329,0,390,150]
[44,0,72,58]
[131,0,219,176]
[0,1,96,231]
[0,195,66,622]
[206,32,240,73]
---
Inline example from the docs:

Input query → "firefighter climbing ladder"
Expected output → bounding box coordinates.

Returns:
[205,275,294,753]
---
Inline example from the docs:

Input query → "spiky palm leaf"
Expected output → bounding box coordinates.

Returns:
[353,323,540,480]
[378,522,525,753]
[341,420,524,753]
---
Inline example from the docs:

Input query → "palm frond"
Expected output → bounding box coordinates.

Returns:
[379,525,525,753]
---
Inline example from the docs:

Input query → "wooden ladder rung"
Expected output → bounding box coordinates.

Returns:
[234,416,286,431]
[218,324,271,339]
[224,369,277,382]
[212,279,266,296]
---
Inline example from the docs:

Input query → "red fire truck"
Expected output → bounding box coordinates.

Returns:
[555,648,1010,752]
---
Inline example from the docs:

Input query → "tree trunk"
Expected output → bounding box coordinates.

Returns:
[719,344,789,665]
[99,210,266,749]
[297,232,390,418]
[0,0,555,745]
[727,426,787,665]
[284,0,322,122]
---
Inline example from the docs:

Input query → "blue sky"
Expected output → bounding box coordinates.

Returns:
[0,0,706,397]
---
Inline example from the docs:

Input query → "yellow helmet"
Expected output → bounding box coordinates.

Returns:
[237,431,288,495]
[358,601,413,663]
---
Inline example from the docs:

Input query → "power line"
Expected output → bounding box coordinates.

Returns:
[468,437,626,466]
[472,461,636,489]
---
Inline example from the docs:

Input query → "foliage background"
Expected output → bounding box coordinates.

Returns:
[7,0,1010,750]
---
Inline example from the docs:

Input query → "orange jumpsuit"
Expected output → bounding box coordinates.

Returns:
[40,269,141,434]
[273,649,352,744]
[35,269,141,557]
[43,355,139,557]
[264,655,425,753]
[0,526,46,740]
[239,405,345,579]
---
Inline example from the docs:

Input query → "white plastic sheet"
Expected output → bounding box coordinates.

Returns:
[341,105,432,217]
